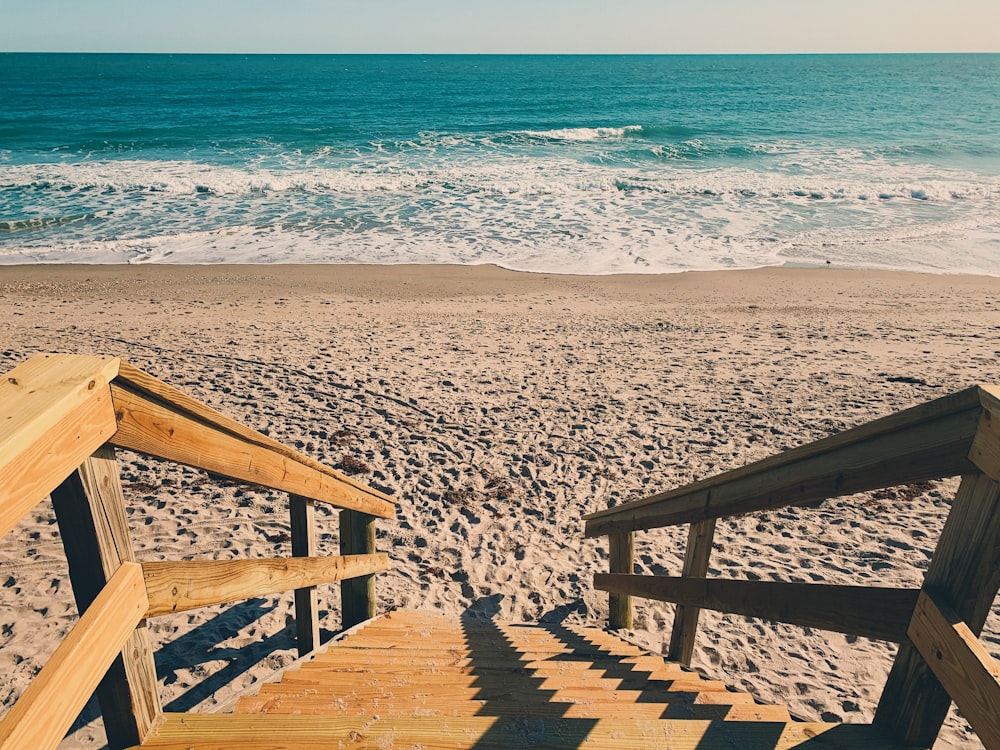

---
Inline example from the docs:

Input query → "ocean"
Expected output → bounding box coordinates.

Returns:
[1,53,999,274]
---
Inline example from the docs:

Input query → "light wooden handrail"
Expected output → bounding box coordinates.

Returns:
[0,354,395,749]
[0,354,121,538]
[584,384,990,537]
[585,383,1000,749]
[0,562,148,750]
[907,590,1000,748]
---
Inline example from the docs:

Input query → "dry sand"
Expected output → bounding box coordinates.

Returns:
[1,264,998,748]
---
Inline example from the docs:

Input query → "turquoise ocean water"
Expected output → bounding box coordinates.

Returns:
[1,53,999,274]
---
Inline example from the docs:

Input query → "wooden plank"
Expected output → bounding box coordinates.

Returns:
[907,590,1000,750]
[969,396,1000,481]
[875,472,1000,747]
[142,554,389,617]
[595,574,919,643]
[108,383,394,518]
[608,531,634,629]
[585,391,983,537]
[136,713,899,750]
[236,695,788,722]
[116,361,393,504]
[273,670,707,692]
[0,563,147,750]
[340,510,377,628]
[296,657,689,676]
[289,495,319,657]
[0,353,120,538]
[50,447,161,748]
[668,518,717,665]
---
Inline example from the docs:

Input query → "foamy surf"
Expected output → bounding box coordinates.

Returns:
[2,54,999,274]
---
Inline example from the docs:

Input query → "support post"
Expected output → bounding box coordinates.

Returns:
[340,509,376,629]
[874,472,1000,747]
[289,495,320,657]
[50,446,161,750]
[668,518,717,665]
[608,531,634,629]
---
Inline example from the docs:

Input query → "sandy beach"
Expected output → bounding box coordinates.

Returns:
[1,264,999,748]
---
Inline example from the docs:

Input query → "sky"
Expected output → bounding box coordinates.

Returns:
[1,0,998,55]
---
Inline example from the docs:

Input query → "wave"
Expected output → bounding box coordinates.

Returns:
[0,211,107,232]
[519,125,644,142]
[3,158,998,204]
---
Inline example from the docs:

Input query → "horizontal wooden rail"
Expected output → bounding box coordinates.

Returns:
[585,386,987,537]
[142,554,390,617]
[0,562,148,750]
[0,354,121,538]
[595,574,920,643]
[907,590,1000,749]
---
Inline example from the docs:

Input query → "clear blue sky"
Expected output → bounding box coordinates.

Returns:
[2,0,998,54]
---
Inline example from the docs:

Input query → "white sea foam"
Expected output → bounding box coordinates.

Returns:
[2,148,999,276]
[520,126,644,141]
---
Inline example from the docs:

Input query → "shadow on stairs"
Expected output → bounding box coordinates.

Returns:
[133,608,899,749]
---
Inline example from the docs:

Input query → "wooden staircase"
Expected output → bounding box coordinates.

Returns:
[5,356,999,749]
[133,610,898,749]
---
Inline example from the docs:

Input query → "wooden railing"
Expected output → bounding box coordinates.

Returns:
[585,384,1000,749]
[0,353,395,750]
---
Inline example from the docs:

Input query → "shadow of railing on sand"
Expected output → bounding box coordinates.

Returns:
[66,597,294,745]
[157,598,296,713]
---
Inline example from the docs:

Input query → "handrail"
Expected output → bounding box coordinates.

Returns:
[584,385,992,537]
[586,383,1000,749]
[111,360,395,517]
[0,353,395,750]
[0,354,120,538]
[0,563,148,750]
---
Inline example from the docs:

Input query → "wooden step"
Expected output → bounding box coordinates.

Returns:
[134,611,899,749]
[135,713,899,749]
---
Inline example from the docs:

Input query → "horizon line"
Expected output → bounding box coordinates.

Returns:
[3,49,1000,56]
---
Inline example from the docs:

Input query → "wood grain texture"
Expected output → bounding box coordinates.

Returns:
[142,554,389,617]
[907,591,1000,750]
[608,531,634,629]
[50,447,161,748]
[109,383,394,518]
[875,472,1000,747]
[289,495,320,657]
[340,510,377,629]
[669,518,717,665]
[585,387,984,536]
[969,402,1000,482]
[134,713,899,750]
[0,353,120,537]
[595,574,919,643]
[0,563,147,750]
[115,361,392,504]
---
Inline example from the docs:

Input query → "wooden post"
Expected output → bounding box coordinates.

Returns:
[289,495,320,657]
[667,518,717,665]
[608,531,634,629]
[874,472,1000,747]
[340,509,376,629]
[50,446,161,750]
